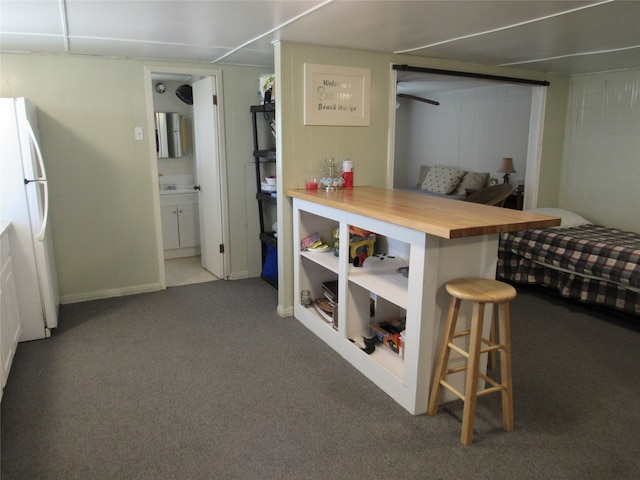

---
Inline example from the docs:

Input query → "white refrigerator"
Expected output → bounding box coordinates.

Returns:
[0,97,59,341]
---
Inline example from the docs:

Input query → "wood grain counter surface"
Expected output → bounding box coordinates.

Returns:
[286,186,560,239]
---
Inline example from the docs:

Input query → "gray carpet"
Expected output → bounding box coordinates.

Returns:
[2,278,639,479]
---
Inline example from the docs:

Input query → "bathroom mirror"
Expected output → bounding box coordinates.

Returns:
[155,112,189,158]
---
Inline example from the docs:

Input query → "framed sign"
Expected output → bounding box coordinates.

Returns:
[304,63,371,126]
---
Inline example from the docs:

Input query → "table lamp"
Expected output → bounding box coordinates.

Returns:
[497,157,516,184]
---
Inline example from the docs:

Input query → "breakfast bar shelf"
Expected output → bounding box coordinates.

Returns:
[300,250,340,273]
[288,187,560,415]
[348,264,409,309]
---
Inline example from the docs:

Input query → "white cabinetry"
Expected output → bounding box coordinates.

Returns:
[1,223,21,400]
[289,187,558,415]
[160,193,200,259]
[292,198,499,415]
[161,204,199,249]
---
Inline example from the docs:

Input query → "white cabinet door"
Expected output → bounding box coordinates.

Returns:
[177,204,200,248]
[161,203,200,250]
[161,206,180,250]
[1,255,20,390]
[1,281,8,390]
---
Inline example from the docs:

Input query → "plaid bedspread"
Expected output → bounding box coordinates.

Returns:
[498,224,640,315]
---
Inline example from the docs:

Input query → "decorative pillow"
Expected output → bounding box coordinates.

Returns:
[421,165,466,194]
[452,171,490,195]
[527,208,591,228]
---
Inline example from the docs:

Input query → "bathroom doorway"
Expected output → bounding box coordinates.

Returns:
[144,66,229,288]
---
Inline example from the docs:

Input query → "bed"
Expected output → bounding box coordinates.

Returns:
[497,208,640,316]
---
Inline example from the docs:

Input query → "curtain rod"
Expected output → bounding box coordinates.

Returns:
[393,64,550,87]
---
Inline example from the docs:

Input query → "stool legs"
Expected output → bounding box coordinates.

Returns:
[498,301,514,432]
[487,305,497,369]
[460,302,484,445]
[427,296,460,416]
[428,296,514,445]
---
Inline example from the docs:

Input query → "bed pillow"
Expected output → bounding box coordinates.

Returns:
[452,171,490,195]
[527,208,591,228]
[421,165,466,194]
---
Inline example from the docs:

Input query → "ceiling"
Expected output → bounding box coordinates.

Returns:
[1,0,639,76]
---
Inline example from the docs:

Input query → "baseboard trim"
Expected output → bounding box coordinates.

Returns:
[227,270,250,280]
[277,304,294,318]
[60,273,266,304]
[60,283,162,305]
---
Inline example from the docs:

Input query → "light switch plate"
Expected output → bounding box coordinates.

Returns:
[134,127,144,140]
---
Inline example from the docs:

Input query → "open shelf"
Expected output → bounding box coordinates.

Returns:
[254,149,276,160]
[300,249,339,273]
[348,268,408,309]
[251,103,277,288]
[250,103,275,114]
[260,231,277,247]
[290,188,546,415]
[256,192,277,203]
[368,343,404,380]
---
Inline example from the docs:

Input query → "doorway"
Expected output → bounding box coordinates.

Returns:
[144,66,229,288]
[390,66,547,209]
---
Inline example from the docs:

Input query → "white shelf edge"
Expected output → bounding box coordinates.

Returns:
[300,250,340,273]
[295,304,338,334]
[348,269,408,309]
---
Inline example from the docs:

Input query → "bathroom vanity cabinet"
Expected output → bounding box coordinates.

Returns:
[160,193,199,258]
[287,186,559,415]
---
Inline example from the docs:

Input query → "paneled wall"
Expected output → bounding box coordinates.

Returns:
[394,84,532,189]
[560,69,640,233]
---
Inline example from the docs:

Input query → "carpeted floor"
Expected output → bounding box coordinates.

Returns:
[2,278,639,479]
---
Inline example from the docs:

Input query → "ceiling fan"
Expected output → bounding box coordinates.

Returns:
[396,93,440,106]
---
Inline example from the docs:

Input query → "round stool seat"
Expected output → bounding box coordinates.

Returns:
[445,277,516,304]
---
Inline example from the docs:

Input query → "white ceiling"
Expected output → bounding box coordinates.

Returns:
[1,0,639,76]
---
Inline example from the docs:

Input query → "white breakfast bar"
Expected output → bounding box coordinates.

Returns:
[287,186,560,415]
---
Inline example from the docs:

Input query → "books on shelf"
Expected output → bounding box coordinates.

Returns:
[312,298,334,324]
[321,280,338,303]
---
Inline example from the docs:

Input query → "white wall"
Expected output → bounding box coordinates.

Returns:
[394,84,532,189]
[0,46,574,306]
[559,68,640,233]
[275,41,559,314]
[276,42,395,314]
[0,53,267,302]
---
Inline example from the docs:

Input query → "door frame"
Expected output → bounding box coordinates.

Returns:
[143,66,230,288]
[387,65,547,207]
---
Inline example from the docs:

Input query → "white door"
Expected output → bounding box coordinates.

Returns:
[192,76,225,278]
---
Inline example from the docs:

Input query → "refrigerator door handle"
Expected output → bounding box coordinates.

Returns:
[22,119,49,241]
[35,179,49,241]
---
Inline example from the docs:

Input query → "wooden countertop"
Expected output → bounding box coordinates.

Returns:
[286,186,560,239]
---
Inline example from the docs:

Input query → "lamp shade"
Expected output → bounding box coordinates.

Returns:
[497,157,516,173]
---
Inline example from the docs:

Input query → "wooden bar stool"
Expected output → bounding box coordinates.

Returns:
[427,277,517,445]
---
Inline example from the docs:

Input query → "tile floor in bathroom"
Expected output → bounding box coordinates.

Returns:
[164,256,219,287]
